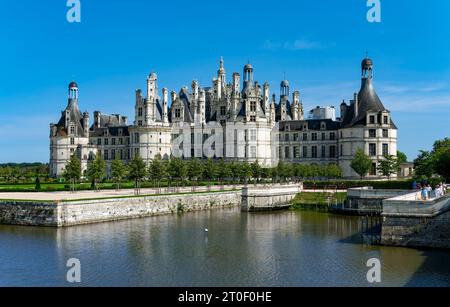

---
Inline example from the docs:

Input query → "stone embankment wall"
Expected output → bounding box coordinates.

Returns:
[241,184,303,212]
[341,187,411,215]
[0,191,241,227]
[381,194,450,249]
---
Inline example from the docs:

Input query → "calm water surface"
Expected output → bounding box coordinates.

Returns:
[1,208,450,287]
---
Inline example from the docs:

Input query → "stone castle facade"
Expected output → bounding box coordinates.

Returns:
[50,57,398,179]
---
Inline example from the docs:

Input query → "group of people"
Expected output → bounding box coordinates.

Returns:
[413,181,447,200]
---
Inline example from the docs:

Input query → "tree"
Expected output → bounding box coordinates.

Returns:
[414,150,434,179]
[86,154,106,191]
[35,176,41,191]
[187,158,203,187]
[63,154,82,192]
[128,154,147,195]
[167,158,187,188]
[250,160,262,184]
[434,148,450,181]
[203,159,217,183]
[239,162,252,185]
[326,164,343,180]
[377,155,399,180]
[397,150,408,164]
[351,149,372,180]
[277,161,286,182]
[110,156,127,190]
[217,159,231,185]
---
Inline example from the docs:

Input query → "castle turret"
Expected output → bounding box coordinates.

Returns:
[82,112,89,137]
[162,88,169,124]
[146,72,158,124]
[199,89,206,125]
[263,82,270,117]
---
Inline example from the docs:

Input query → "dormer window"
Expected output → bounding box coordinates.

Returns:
[369,115,376,125]
[383,116,389,125]
[70,125,75,135]
[175,109,181,118]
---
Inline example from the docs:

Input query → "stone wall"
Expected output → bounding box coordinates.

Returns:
[381,194,450,249]
[342,187,411,215]
[0,202,58,227]
[0,191,241,227]
[241,184,302,212]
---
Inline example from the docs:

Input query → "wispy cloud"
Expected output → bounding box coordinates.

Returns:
[262,39,324,51]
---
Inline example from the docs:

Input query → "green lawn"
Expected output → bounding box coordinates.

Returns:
[290,192,347,209]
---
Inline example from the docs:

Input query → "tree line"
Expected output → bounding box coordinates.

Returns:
[62,154,344,194]
[0,163,49,183]
[413,138,450,182]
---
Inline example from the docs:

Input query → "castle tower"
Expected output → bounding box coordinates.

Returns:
[218,57,226,88]
[280,80,290,97]
[263,82,270,117]
[146,72,158,124]
[362,57,373,80]
[243,64,253,89]
[162,88,169,124]
[199,89,206,125]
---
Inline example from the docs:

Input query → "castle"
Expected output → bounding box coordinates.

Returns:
[50,57,398,179]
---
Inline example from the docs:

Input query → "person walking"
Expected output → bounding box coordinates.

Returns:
[421,186,428,200]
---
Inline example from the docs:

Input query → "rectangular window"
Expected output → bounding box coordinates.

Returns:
[369,116,376,124]
[97,138,102,146]
[70,138,75,145]
[303,133,308,141]
[321,133,326,141]
[330,133,336,141]
[383,116,388,125]
[285,134,290,142]
[303,146,308,158]
[119,138,123,145]
[369,143,377,157]
[383,129,388,138]
[312,146,318,158]
[111,138,116,146]
[294,146,300,159]
[293,133,299,142]
[251,130,257,141]
[138,120,143,127]
[250,116,256,122]
[70,126,75,135]
[250,146,257,158]
[330,146,336,158]
[220,106,226,116]
[382,144,389,156]
[104,150,109,160]
[138,108,143,117]
[369,129,376,138]
[175,109,181,118]
[104,138,109,146]
[250,101,257,112]
[111,150,116,160]
[312,133,318,141]
[285,147,290,159]
[321,146,326,158]
[134,133,140,144]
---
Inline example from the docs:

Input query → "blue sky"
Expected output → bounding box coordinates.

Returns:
[0,0,449,162]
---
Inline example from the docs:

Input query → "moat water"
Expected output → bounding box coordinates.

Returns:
[1,208,450,287]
